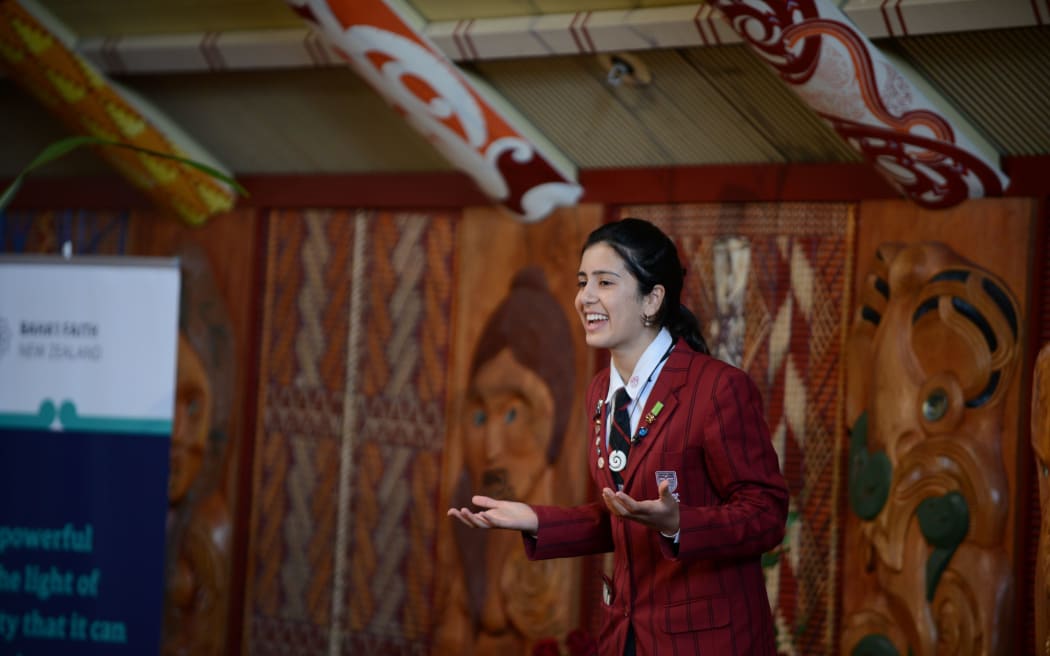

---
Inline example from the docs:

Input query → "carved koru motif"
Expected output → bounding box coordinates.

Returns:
[843,242,1019,656]
[1033,344,1050,655]
[710,0,1005,208]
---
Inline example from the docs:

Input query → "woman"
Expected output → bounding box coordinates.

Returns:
[449,218,788,655]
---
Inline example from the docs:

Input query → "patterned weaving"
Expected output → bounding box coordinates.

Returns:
[0,209,128,254]
[246,209,456,655]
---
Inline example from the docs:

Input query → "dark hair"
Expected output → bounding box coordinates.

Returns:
[582,218,709,355]
[470,266,575,464]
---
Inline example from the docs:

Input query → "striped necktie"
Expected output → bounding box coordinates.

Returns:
[610,387,632,488]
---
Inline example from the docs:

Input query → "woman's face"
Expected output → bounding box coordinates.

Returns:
[575,242,659,356]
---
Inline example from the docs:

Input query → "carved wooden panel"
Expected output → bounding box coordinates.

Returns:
[1034,344,1050,656]
[841,198,1036,656]
[129,209,260,656]
[433,204,599,655]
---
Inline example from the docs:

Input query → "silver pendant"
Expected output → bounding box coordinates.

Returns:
[609,450,627,472]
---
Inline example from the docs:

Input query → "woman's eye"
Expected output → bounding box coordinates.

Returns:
[577,280,586,288]
[504,408,517,424]
[472,410,486,426]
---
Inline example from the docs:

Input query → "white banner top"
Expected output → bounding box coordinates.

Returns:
[0,256,180,435]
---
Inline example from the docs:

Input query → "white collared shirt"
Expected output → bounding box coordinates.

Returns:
[605,327,674,446]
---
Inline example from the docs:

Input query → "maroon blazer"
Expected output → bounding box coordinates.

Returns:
[524,340,788,656]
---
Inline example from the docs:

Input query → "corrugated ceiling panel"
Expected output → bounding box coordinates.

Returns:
[888,26,1050,157]
[39,0,695,35]
[680,45,860,163]
[38,0,301,36]
[409,0,685,21]
[614,49,786,163]
[125,69,451,174]
[474,55,674,168]
[474,48,802,169]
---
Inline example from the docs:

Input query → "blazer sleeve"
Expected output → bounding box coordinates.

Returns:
[523,502,614,560]
[671,366,789,562]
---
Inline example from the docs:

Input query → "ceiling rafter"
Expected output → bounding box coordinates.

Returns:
[0,0,237,224]
[64,1,1048,75]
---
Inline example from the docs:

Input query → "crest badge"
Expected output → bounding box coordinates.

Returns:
[655,470,679,500]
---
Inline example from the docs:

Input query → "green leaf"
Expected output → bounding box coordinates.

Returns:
[1,135,247,214]
[0,176,24,212]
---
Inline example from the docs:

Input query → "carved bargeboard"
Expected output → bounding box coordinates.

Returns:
[842,242,1020,655]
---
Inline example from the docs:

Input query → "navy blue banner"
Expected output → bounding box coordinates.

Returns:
[0,428,169,655]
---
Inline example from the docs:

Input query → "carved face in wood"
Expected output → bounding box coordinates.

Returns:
[439,266,576,656]
[170,334,212,502]
[843,242,1019,656]
[463,348,555,503]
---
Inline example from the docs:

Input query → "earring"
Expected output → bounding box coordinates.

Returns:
[642,313,656,327]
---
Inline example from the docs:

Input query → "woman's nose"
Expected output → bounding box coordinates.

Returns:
[577,283,595,303]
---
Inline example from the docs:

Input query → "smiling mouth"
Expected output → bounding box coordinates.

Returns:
[585,313,608,326]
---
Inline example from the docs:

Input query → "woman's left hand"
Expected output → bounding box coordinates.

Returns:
[601,480,680,536]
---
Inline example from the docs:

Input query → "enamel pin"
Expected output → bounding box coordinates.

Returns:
[634,401,665,443]
[594,399,605,470]
[644,401,664,425]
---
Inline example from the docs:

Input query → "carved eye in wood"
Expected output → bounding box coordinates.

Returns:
[916,373,964,435]
[911,268,1019,412]
[921,388,949,422]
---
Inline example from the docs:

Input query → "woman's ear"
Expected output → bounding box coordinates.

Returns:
[645,284,666,317]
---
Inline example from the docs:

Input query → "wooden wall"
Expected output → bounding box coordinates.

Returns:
[2,167,1047,655]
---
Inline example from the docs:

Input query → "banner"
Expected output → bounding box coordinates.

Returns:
[0,256,179,655]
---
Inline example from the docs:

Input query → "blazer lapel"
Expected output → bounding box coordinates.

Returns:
[587,373,621,490]
[621,342,691,490]
[597,399,620,490]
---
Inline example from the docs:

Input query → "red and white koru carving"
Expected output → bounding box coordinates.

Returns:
[287,0,582,222]
[710,0,1008,209]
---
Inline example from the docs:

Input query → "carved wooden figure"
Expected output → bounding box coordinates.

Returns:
[1033,344,1050,655]
[842,242,1020,655]
[434,207,596,655]
[163,334,232,656]
[435,267,576,655]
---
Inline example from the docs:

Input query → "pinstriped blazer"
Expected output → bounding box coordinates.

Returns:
[524,340,788,656]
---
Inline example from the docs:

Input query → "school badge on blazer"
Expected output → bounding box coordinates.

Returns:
[656,470,679,501]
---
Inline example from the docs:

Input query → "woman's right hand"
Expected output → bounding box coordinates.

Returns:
[447,495,538,532]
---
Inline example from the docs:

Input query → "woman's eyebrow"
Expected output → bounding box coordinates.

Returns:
[578,269,622,277]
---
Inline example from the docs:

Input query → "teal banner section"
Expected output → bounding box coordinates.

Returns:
[0,400,171,436]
